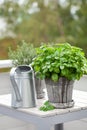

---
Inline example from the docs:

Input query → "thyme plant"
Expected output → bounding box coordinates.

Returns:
[8,40,36,66]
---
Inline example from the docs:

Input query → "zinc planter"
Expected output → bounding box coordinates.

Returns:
[35,77,46,99]
[45,77,75,108]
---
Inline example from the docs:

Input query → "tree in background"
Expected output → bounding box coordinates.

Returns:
[0,0,87,57]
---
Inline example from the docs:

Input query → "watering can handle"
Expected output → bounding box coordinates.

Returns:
[10,67,22,102]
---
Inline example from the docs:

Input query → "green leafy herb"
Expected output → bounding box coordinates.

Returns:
[51,73,58,82]
[39,101,55,111]
[32,43,87,81]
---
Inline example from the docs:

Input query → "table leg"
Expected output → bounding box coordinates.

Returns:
[54,123,64,130]
[36,124,51,130]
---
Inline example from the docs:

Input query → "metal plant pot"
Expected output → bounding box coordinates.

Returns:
[35,77,46,99]
[45,77,75,108]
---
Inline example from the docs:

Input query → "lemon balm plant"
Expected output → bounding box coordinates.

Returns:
[32,43,87,81]
[32,43,87,108]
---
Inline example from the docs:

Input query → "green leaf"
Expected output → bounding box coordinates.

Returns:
[34,66,40,71]
[49,67,53,72]
[54,68,60,73]
[51,73,58,82]
[60,66,64,69]
[39,101,55,111]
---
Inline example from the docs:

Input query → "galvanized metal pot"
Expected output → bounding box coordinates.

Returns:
[45,77,75,108]
[35,77,46,99]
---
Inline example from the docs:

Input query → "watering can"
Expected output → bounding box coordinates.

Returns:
[10,65,36,108]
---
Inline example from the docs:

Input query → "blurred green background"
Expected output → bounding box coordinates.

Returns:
[0,0,87,59]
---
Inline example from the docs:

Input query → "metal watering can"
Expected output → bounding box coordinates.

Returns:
[10,65,36,108]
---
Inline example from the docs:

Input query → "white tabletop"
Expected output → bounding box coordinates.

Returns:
[0,90,87,118]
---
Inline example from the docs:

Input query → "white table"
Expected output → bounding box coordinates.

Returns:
[0,90,87,130]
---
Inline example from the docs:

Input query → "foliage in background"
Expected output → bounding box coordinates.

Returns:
[0,0,87,57]
[8,40,36,66]
[0,38,16,59]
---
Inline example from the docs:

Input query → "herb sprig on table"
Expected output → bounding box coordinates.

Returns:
[39,101,55,111]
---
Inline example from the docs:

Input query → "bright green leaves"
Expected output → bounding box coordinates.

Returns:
[60,66,64,70]
[39,101,55,111]
[32,43,87,81]
[51,73,58,82]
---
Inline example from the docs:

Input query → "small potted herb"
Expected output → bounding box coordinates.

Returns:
[32,43,87,108]
[8,40,36,66]
[8,40,45,99]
